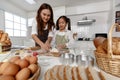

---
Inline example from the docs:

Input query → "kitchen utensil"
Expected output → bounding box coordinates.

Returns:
[76,54,94,67]
[60,53,74,65]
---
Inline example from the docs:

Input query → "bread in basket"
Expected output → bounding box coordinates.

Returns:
[0,30,12,52]
[94,23,120,77]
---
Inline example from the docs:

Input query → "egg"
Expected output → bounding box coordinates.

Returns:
[29,56,38,64]
[0,62,11,74]
[0,75,15,80]
[9,56,20,63]
[18,59,29,69]
[28,64,38,74]
[3,62,20,76]
[15,68,31,80]
[14,59,21,65]
[0,62,3,67]
[24,55,31,62]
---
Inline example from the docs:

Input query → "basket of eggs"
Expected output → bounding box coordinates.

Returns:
[0,55,40,80]
[0,30,12,52]
[94,23,120,77]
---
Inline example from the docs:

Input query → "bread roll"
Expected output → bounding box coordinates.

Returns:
[0,32,3,39]
[0,33,8,42]
[98,37,120,55]
[93,37,106,48]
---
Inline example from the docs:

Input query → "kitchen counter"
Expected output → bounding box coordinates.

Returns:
[0,49,120,80]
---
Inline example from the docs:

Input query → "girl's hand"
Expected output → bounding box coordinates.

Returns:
[57,44,66,50]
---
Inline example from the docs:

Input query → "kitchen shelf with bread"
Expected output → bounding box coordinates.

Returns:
[0,55,40,80]
[0,30,12,52]
[94,23,120,77]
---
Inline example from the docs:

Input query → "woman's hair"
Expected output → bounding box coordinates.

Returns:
[56,16,71,30]
[36,3,55,35]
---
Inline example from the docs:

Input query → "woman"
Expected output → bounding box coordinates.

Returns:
[31,3,55,51]
[52,16,74,50]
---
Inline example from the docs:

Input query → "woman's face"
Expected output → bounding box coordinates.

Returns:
[58,18,67,31]
[40,9,51,23]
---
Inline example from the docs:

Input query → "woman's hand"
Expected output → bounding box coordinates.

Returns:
[40,43,49,51]
[45,41,51,49]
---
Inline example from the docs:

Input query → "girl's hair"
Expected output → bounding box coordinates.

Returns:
[36,3,55,35]
[56,16,71,30]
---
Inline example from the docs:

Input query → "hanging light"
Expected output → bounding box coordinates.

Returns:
[25,0,36,4]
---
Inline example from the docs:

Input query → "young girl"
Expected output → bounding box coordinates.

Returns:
[52,16,74,50]
[31,3,55,51]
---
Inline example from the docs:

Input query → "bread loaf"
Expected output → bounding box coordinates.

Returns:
[51,65,59,80]
[72,67,78,80]
[65,65,73,80]
[85,67,94,80]
[43,65,101,80]
[57,65,65,80]
[44,69,51,80]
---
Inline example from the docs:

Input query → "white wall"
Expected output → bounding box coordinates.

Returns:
[66,1,111,38]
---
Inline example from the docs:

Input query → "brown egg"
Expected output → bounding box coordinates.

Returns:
[14,59,21,65]
[15,68,31,80]
[24,55,31,62]
[9,56,21,63]
[28,64,38,74]
[0,75,15,80]
[0,62,11,74]
[0,62,3,67]
[3,62,20,76]
[29,56,38,64]
[18,59,29,69]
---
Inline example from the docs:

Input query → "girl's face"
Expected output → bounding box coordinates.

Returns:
[58,18,67,31]
[40,9,51,23]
